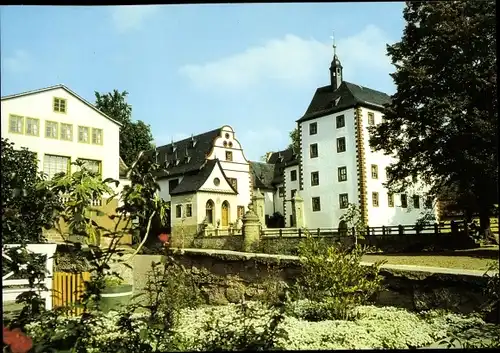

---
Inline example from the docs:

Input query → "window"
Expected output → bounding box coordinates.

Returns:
[291,189,297,198]
[371,164,378,179]
[60,124,73,141]
[92,128,103,145]
[45,121,59,139]
[78,159,101,176]
[186,204,192,217]
[237,206,245,218]
[339,193,349,209]
[336,137,346,153]
[311,171,319,186]
[25,118,39,136]
[385,167,391,180]
[425,197,433,209]
[78,126,90,143]
[290,170,297,181]
[206,200,214,224]
[176,204,182,218]
[388,193,395,207]
[43,154,70,179]
[228,177,238,192]
[413,195,420,209]
[372,192,379,207]
[169,179,179,193]
[9,115,24,134]
[368,112,375,126]
[338,166,347,182]
[53,97,67,113]
[310,143,318,158]
[336,115,345,128]
[401,194,408,208]
[225,151,233,161]
[312,197,321,212]
[309,122,317,135]
[279,186,285,197]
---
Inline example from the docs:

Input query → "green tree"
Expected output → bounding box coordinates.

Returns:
[94,90,154,166]
[1,138,63,244]
[288,127,300,152]
[369,0,497,238]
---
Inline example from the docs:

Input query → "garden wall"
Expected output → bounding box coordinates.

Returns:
[188,232,476,255]
[138,248,493,316]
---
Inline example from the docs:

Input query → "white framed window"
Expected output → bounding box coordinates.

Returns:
[78,126,90,143]
[43,154,70,179]
[25,118,39,136]
[9,115,24,134]
[61,124,73,141]
[45,121,59,139]
[92,128,103,145]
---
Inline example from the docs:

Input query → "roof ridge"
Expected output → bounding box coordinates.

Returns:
[156,127,222,149]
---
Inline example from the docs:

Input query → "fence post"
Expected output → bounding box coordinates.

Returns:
[434,223,439,235]
[450,220,457,235]
[366,226,370,237]
[352,227,356,238]
[398,225,404,236]
[298,228,302,238]
[382,225,386,236]
[279,228,282,237]
[416,225,420,236]
[317,228,320,237]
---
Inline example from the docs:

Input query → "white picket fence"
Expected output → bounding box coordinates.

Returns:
[2,244,57,310]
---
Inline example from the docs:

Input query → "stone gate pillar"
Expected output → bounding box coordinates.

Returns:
[293,193,305,229]
[242,202,261,252]
[252,188,266,228]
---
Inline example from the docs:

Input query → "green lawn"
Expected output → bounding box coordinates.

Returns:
[362,246,499,271]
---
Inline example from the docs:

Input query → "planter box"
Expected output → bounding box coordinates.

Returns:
[100,284,133,313]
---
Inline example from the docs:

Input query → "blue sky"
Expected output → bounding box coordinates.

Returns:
[1,3,405,161]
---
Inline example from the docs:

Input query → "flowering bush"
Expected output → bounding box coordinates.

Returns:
[24,303,498,351]
[3,326,33,353]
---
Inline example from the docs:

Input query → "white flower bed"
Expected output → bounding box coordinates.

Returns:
[25,302,499,351]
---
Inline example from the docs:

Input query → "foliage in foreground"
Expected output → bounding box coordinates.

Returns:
[292,232,386,320]
[24,303,500,351]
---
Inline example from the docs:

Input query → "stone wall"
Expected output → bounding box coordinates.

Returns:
[160,248,491,315]
[183,232,476,255]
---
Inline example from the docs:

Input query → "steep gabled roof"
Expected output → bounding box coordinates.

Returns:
[267,147,300,184]
[170,159,238,196]
[297,81,391,123]
[249,162,275,190]
[156,128,222,179]
[1,84,122,127]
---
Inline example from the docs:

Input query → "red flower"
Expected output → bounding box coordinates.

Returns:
[3,326,33,353]
[158,233,169,244]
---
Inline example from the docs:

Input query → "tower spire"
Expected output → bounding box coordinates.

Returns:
[329,31,343,90]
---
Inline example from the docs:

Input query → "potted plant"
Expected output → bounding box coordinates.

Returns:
[99,275,133,313]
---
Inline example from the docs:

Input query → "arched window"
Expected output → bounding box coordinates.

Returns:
[206,199,214,224]
[338,220,348,237]
[221,201,230,227]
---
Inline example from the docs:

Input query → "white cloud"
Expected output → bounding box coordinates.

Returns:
[179,24,393,91]
[110,5,159,33]
[2,50,31,74]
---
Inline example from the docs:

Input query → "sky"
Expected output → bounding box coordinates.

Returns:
[1,3,406,161]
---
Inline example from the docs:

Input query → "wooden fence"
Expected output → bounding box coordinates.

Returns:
[261,221,468,238]
[52,271,90,316]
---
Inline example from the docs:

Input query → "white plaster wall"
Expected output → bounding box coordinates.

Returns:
[300,108,358,228]
[207,125,252,220]
[262,190,275,216]
[1,88,120,192]
[273,182,285,216]
[284,165,300,227]
[171,193,198,226]
[361,107,436,226]
[195,192,239,227]
[158,176,185,202]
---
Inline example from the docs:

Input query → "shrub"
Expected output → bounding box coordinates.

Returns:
[292,233,386,320]
[1,138,63,244]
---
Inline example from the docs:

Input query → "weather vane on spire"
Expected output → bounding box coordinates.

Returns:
[330,31,336,56]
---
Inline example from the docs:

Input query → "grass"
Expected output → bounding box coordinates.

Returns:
[362,246,499,271]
